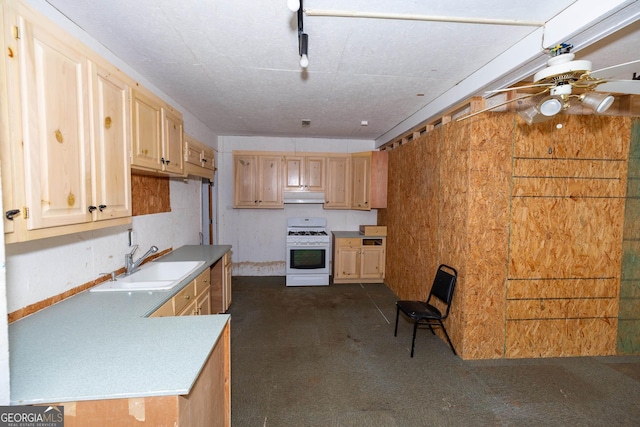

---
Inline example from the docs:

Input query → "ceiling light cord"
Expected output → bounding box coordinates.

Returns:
[290,0,309,68]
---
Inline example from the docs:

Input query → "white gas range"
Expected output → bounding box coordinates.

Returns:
[286,217,331,286]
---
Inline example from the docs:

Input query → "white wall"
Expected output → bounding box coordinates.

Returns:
[217,136,379,275]
[5,177,202,313]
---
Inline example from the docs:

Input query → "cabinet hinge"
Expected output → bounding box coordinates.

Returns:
[12,26,20,40]
[23,206,29,219]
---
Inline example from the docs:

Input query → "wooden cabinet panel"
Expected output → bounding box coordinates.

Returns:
[184,133,214,180]
[325,155,350,209]
[351,151,388,210]
[284,156,325,191]
[233,153,283,208]
[333,235,386,283]
[163,107,183,174]
[210,251,232,314]
[131,89,162,170]
[92,64,131,221]
[18,14,92,229]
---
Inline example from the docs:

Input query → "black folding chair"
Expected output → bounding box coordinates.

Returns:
[394,264,457,357]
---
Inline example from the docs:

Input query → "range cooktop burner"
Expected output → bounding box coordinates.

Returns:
[288,230,328,236]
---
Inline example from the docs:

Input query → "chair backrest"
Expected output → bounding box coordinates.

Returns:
[427,264,457,318]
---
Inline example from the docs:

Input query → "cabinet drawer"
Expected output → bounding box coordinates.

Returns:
[337,238,361,247]
[150,300,174,317]
[173,281,196,314]
[195,268,211,295]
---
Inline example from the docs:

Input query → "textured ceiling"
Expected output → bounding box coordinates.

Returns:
[42,0,640,144]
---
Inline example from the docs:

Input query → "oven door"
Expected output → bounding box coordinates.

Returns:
[286,245,329,275]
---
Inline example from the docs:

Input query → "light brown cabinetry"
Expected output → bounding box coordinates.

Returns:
[333,234,386,284]
[48,319,231,427]
[184,133,215,180]
[233,153,283,208]
[151,268,211,317]
[211,251,232,313]
[284,156,325,191]
[324,155,350,209]
[2,3,131,242]
[351,151,388,210]
[131,88,184,175]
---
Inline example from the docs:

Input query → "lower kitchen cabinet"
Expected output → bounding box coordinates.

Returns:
[45,319,231,427]
[332,232,386,284]
[211,251,232,313]
[150,269,211,317]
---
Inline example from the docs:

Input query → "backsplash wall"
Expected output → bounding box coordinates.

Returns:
[5,177,202,314]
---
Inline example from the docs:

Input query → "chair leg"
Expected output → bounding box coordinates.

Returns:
[411,321,418,357]
[394,306,400,337]
[427,322,435,335]
[439,320,457,355]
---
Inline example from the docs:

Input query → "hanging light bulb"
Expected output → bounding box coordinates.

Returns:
[300,54,309,68]
[580,92,615,113]
[287,0,300,12]
[537,96,563,116]
[299,32,309,68]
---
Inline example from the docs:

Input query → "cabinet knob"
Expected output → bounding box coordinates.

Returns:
[161,157,166,164]
[98,205,107,212]
[88,205,97,213]
[5,209,20,220]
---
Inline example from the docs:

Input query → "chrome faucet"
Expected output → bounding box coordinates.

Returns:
[125,245,159,275]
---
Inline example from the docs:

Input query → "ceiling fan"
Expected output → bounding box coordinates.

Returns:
[459,43,640,124]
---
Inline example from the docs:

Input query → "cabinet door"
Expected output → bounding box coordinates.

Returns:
[131,89,162,170]
[284,156,303,191]
[351,152,371,210]
[360,246,385,279]
[335,247,360,280]
[197,291,211,316]
[18,15,92,229]
[1,3,20,239]
[222,252,232,311]
[325,155,350,209]
[92,64,131,221]
[233,154,258,207]
[162,107,183,174]
[305,156,325,191]
[257,155,283,207]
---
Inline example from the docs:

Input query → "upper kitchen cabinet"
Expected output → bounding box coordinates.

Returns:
[131,86,184,176]
[284,155,325,192]
[324,154,350,209]
[1,1,132,242]
[233,152,283,208]
[91,64,132,221]
[184,133,215,181]
[351,151,388,210]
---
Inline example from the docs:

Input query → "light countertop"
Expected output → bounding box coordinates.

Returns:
[9,245,231,405]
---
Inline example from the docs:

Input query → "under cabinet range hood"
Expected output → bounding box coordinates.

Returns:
[283,191,326,204]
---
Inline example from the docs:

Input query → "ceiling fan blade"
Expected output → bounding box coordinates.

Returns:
[457,90,547,122]
[589,59,640,79]
[485,83,553,94]
[594,79,640,95]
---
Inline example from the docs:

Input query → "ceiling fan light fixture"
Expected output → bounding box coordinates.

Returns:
[581,92,615,113]
[538,96,563,116]
[518,106,540,125]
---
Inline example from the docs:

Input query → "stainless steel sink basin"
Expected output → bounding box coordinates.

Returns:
[90,261,205,292]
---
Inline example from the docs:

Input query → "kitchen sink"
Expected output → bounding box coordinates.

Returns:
[90,261,206,292]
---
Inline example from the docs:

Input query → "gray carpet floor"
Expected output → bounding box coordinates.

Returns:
[229,277,640,426]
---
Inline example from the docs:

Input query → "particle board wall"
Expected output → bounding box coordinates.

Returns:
[382,112,633,360]
[619,118,640,353]
[131,173,171,216]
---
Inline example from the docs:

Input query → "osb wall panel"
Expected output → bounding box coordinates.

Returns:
[438,120,471,354]
[506,115,630,358]
[505,318,617,358]
[461,113,514,359]
[131,173,171,216]
[509,198,625,278]
[384,129,440,302]
[619,117,640,353]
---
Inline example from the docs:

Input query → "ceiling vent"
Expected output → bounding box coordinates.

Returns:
[301,120,311,127]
